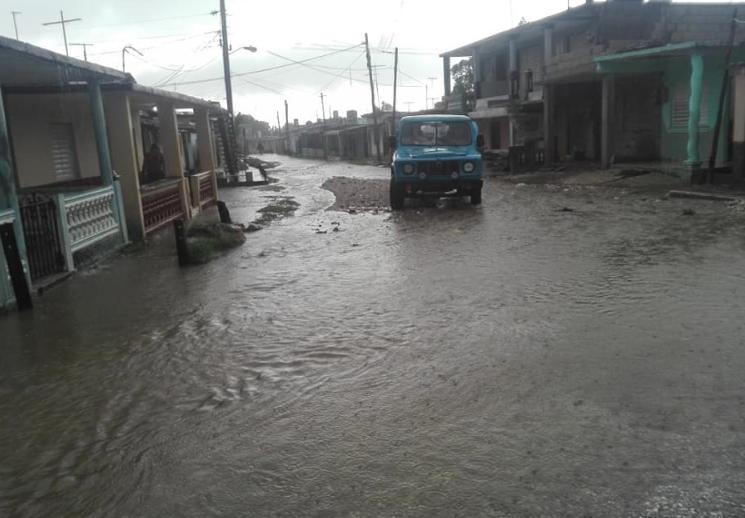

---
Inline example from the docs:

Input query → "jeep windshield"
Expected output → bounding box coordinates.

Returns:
[400,122,471,146]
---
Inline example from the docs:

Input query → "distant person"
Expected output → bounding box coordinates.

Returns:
[142,144,165,183]
[257,141,265,154]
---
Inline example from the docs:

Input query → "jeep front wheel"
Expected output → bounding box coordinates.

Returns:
[390,182,405,210]
[470,187,482,205]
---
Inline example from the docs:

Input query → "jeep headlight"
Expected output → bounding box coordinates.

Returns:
[463,161,475,173]
[402,163,414,175]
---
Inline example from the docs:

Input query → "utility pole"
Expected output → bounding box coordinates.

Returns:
[405,101,414,112]
[70,42,93,61]
[320,92,328,159]
[11,11,21,40]
[42,10,81,56]
[276,110,282,133]
[706,8,738,184]
[219,0,234,117]
[392,47,398,140]
[121,45,142,73]
[425,84,428,110]
[284,99,290,156]
[364,33,381,164]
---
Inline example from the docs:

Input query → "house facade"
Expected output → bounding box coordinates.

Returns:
[0,36,221,311]
[441,0,745,174]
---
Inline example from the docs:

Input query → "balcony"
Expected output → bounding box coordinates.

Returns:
[140,178,186,236]
[479,80,509,98]
[17,183,125,281]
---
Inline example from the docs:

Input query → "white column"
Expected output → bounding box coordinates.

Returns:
[195,107,216,172]
[105,93,145,241]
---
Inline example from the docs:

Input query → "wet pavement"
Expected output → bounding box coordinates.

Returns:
[2,155,745,517]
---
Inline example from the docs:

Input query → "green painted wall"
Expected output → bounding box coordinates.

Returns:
[0,242,14,310]
[658,51,744,164]
[598,48,745,165]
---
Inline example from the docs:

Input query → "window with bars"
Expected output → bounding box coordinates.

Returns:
[50,123,80,181]
[670,84,708,131]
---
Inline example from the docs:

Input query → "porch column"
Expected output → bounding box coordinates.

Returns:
[443,56,451,96]
[0,84,30,282]
[686,51,704,167]
[88,79,114,186]
[544,84,555,165]
[509,39,518,98]
[601,74,615,169]
[158,102,184,177]
[158,101,190,219]
[733,65,745,181]
[543,24,553,67]
[104,93,145,241]
[195,108,216,171]
[472,48,481,100]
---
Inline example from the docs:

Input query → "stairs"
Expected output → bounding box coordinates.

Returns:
[216,111,239,175]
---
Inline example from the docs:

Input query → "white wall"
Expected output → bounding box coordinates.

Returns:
[6,93,101,188]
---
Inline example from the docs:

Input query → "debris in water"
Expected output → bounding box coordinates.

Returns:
[682,208,696,216]
[242,223,263,233]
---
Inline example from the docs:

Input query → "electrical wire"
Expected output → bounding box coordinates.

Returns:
[318,51,367,92]
[161,43,364,87]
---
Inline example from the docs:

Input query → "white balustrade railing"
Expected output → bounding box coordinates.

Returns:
[0,208,15,225]
[63,186,120,252]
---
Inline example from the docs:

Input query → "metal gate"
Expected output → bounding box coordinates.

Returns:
[19,194,65,281]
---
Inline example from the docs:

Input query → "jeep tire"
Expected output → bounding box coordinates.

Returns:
[470,187,482,205]
[390,181,405,210]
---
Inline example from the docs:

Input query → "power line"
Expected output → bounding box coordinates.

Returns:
[88,31,218,56]
[161,43,364,87]
[83,12,213,30]
[319,51,366,92]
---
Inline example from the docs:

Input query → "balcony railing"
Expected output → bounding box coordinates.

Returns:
[479,80,509,98]
[141,178,185,235]
[188,170,217,210]
[64,186,120,253]
[0,208,15,225]
[16,183,125,281]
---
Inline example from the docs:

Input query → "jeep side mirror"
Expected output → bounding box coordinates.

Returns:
[476,134,485,151]
[388,135,397,150]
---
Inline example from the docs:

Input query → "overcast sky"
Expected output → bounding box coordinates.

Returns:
[1,0,721,126]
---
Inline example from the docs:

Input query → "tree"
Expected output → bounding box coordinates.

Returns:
[450,58,475,112]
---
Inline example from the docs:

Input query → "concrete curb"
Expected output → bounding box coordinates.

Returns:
[667,190,738,202]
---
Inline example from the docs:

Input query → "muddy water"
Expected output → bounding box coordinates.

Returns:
[2,156,745,517]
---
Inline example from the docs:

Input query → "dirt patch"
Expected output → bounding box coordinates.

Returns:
[498,166,687,192]
[322,177,389,211]
[252,196,299,225]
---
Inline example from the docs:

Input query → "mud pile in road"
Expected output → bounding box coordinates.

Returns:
[322,176,389,211]
[252,196,299,225]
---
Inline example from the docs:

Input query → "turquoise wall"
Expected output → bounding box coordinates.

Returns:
[659,54,729,164]
[0,239,15,310]
[599,48,745,165]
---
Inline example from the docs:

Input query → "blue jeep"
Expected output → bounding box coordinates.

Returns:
[389,114,483,210]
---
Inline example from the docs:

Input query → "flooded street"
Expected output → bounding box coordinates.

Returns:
[2,155,745,517]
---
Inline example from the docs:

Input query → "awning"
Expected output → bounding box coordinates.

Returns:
[595,41,699,73]
[468,107,509,119]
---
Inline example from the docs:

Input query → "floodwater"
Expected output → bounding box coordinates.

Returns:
[2,156,745,517]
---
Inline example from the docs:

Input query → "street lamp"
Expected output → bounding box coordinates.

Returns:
[122,45,143,73]
[231,45,257,55]
[223,45,257,116]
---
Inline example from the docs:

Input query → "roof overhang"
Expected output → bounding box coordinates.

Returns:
[107,83,221,110]
[440,4,598,58]
[0,35,133,87]
[594,41,701,74]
